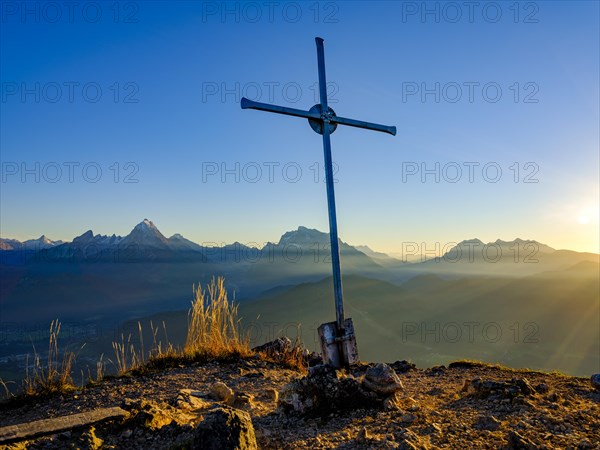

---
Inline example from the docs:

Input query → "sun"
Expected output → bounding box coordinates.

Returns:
[577,205,599,225]
[578,216,590,225]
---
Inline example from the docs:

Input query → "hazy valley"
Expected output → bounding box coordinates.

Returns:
[1,219,598,383]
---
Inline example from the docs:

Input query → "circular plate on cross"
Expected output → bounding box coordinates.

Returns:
[308,104,338,135]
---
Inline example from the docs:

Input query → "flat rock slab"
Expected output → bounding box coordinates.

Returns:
[0,406,128,443]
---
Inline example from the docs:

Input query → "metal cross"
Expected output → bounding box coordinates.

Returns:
[241,37,396,367]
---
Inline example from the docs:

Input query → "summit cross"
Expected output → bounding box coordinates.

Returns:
[241,37,396,367]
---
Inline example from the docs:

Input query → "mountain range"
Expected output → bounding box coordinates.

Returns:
[2,219,594,268]
[0,235,64,251]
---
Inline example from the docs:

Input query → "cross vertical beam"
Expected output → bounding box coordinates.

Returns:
[240,37,396,367]
[316,38,345,334]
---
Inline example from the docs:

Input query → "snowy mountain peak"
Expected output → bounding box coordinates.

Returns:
[123,219,170,248]
[134,219,159,231]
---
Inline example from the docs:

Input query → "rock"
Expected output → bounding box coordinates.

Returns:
[461,379,471,392]
[473,415,502,431]
[383,393,402,411]
[79,426,103,450]
[129,400,186,431]
[427,365,446,376]
[234,392,256,410]
[390,360,416,373]
[210,382,236,405]
[177,389,212,410]
[357,427,384,443]
[0,407,128,444]
[192,407,257,450]
[466,377,536,399]
[383,392,420,412]
[515,378,535,396]
[252,337,292,355]
[180,388,204,397]
[279,364,378,415]
[362,363,404,395]
[507,430,540,450]
[395,429,424,450]
[535,382,549,393]
[266,388,279,403]
[136,407,174,430]
[591,374,600,390]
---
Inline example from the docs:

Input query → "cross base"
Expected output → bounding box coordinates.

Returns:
[318,318,359,368]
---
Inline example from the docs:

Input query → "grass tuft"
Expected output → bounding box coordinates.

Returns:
[2,276,304,401]
[22,320,76,397]
[183,276,251,359]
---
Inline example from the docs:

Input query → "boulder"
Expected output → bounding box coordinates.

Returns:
[473,415,502,431]
[192,407,257,450]
[252,337,292,355]
[265,388,278,403]
[127,400,178,430]
[464,377,536,399]
[177,389,212,410]
[234,392,256,410]
[279,364,378,415]
[362,363,404,395]
[210,382,236,405]
[390,360,416,373]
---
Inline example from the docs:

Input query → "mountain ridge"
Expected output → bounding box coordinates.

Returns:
[2,220,591,260]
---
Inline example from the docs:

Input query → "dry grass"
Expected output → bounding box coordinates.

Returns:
[183,276,251,359]
[111,331,143,375]
[257,333,309,373]
[3,276,300,400]
[112,276,251,374]
[22,320,76,397]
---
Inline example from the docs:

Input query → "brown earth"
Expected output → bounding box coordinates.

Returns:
[0,357,598,449]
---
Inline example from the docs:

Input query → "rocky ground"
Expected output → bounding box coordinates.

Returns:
[0,350,599,449]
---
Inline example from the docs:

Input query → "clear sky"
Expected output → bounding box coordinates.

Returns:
[1,1,598,254]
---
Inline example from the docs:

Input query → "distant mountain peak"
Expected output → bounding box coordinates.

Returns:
[278,226,329,246]
[73,230,94,243]
[134,219,158,230]
[459,238,484,245]
[123,219,170,249]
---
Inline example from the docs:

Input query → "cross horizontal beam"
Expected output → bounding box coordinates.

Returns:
[333,115,396,136]
[241,97,320,121]
[241,97,397,136]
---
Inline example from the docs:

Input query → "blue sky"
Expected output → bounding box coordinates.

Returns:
[1,1,598,253]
